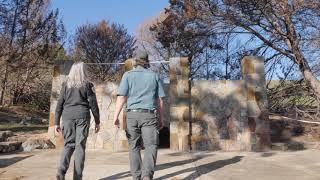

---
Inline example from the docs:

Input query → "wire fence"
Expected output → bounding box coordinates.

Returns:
[85,61,170,65]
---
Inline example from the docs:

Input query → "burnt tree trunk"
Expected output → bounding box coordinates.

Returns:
[283,7,320,99]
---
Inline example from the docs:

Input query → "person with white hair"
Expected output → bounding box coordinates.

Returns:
[54,62,100,180]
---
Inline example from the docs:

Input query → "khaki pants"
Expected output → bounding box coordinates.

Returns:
[126,111,159,180]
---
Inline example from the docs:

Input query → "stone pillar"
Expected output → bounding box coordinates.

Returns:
[124,58,136,71]
[242,56,271,151]
[169,57,190,151]
[48,60,74,148]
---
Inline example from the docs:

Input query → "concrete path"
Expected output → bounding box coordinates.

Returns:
[1,149,320,180]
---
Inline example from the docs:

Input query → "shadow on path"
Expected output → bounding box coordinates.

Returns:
[100,154,212,180]
[99,154,240,180]
[0,155,33,168]
[155,156,243,180]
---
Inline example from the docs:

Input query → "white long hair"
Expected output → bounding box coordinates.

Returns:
[66,62,88,88]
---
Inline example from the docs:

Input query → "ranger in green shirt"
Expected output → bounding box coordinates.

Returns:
[113,50,165,180]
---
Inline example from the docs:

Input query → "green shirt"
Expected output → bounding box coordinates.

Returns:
[117,66,165,110]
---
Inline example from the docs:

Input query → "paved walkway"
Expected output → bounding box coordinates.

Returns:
[1,149,320,180]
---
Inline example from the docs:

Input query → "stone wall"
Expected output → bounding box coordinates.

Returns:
[191,80,250,151]
[47,61,170,151]
[48,60,73,147]
[48,56,270,152]
[47,60,128,150]
[169,56,270,151]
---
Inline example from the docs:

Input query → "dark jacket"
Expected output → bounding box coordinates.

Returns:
[54,82,100,125]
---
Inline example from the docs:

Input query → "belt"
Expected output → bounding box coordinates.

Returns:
[127,109,156,114]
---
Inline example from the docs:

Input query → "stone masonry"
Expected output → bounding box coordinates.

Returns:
[48,56,270,152]
[169,57,191,151]
[169,56,270,151]
[242,56,271,151]
[48,61,128,151]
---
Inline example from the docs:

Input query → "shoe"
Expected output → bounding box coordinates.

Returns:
[56,174,65,180]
